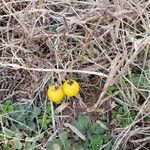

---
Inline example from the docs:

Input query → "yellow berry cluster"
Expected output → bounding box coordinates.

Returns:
[47,79,79,104]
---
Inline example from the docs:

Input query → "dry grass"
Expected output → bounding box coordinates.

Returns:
[0,0,150,149]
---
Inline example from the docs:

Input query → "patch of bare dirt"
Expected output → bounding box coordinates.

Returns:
[62,75,105,122]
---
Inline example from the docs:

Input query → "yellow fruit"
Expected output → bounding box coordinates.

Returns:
[62,79,80,97]
[47,84,64,103]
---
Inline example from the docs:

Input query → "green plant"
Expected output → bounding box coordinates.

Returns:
[46,131,72,150]
[38,101,52,130]
[10,103,41,131]
[46,115,114,150]
[0,100,53,150]
[112,106,134,127]
[72,115,114,150]
[0,100,14,113]
[127,74,150,89]
[107,84,119,95]
[48,24,61,32]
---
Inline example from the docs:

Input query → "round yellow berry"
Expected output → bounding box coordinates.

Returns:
[47,84,64,104]
[62,80,80,97]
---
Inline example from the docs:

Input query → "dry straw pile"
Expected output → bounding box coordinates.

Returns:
[0,0,150,149]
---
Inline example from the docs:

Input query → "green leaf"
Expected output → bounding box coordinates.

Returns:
[14,104,25,111]
[1,144,15,150]
[76,146,85,150]
[73,115,91,132]
[27,121,36,130]
[103,135,113,142]
[3,127,16,137]
[30,107,41,120]
[33,107,41,117]
[59,132,71,150]
[74,141,88,150]
[117,112,132,127]
[127,74,150,88]
[89,135,103,150]
[46,139,62,150]
[46,119,51,124]
[118,107,123,114]
[24,142,32,150]
[46,102,51,113]
[108,85,118,95]
[2,100,14,113]
[49,24,60,32]
[24,142,36,150]
[90,123,106,135]
[15,139,22,150]
[38,113,51,130]
[42,123,48,130]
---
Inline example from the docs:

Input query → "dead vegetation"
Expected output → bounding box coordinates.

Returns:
[0,0,150,149]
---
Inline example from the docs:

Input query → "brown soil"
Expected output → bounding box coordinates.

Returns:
[62,75,106,122]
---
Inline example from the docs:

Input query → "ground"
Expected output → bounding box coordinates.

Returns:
[0,0,150,150]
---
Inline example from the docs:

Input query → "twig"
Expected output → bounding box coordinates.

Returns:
[0,62,108,77]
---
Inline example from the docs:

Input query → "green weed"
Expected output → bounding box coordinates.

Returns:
[47,115,114,150]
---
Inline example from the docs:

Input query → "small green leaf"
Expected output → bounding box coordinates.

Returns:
[46,102,51,113]
[49,24,60,32]
[1,144,15,150]
[27,121,36,130]
[24,142,32,150]
[46,119,51,124]
[42,123,48,130]
[38,113,51,130]
[15,139,22,150]
[29,107,41,120]
[2,100,14,112]
[46,139,62,150]
[33,107,41,117]
[108,85,118,95]
[103,135,113,143]
[118,107,123,114]
[3,127,16,137]
[24,141,36,150]
[59,131,71,150]
[14,104,25,111]
[73,115,91,132]
[90,123,106,134]
[89,135,103,149]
